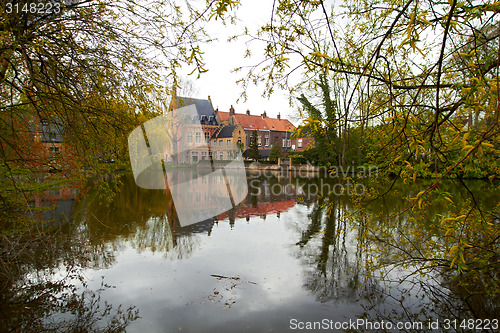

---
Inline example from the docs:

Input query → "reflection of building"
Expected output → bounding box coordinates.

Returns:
[218,200,296,222]
[32,186,78,224]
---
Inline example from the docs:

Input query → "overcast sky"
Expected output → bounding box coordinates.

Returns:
[178,0,300,125]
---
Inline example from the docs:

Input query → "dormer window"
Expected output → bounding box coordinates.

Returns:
[200,115,206,122]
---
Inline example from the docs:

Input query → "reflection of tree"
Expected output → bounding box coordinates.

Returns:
[287,177,500,326]
[351,179,500,326]
[2,272,139,332]
[290,197,383,305]
[0,230,138,332]
[72,174,199,260]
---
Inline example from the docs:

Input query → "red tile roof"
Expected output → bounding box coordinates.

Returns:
[218,111,296,132]
[218,111,230,122]
[233,113,269,130]
[218,200,296,220]
[263,117,296,132]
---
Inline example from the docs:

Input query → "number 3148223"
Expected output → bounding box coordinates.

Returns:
[6,2,61,14]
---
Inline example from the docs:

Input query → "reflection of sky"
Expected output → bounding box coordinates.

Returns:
[80,205,366,332]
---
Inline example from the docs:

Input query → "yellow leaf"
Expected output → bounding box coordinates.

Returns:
[481,142,494,148]
[445,197,453,204]
[450,256,457,269]
[441,217,455,224]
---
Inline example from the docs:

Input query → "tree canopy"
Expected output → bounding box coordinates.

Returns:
[0,0,239,223]
[235,0,500,307]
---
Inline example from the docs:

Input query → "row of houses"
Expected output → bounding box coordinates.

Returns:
[168,93,312,163]
[32,93,312,168]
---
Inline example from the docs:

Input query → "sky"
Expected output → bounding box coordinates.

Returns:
[178,0,301,125]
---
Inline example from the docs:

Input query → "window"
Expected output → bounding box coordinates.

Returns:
[287,139,291,147]
[196,132,201,143]
[185,151,190,163]
[228,151,231,159]
[227,139,231,146]
[49,146,59,159]
[192,151,198,163]
[219,151,224,160]
[201,151,207,160]
[219,140,223,146]
[265,136,269,147]
[187,132,193,143]
[258,136,262,146]
[196,191,201,202]
[298,139,303,148]
[282,138,286,147]
[205,132,210,143]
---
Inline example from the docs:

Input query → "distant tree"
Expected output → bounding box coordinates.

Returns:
[248,130,261,161]
[269,140,283,163]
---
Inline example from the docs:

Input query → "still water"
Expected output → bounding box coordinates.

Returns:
[2,172,499,332]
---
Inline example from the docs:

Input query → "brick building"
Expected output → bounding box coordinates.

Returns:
[217,106,296,159]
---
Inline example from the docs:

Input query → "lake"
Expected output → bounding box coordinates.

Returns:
[1,172,499,332]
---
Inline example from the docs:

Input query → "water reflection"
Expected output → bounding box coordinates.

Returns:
[2,173,499,332]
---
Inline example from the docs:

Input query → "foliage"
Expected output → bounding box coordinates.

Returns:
[269,139,283,163]
[288,151,307,164]
[0,0,240,225]
[236,0,500,314]
[247,130,261,161]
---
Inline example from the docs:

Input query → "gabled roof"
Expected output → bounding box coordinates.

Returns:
[212,125,237,139]
[218,111,230,122]
[218,111,296,132]
[233,113,269,131]
[263,117,296,132]
[174,96,218,126]
[41,119,64,143]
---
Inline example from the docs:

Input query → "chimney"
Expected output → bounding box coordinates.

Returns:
[246,109,250,115]
[262,111,267,118]
[277,112,281,120]
[230,105,235,116]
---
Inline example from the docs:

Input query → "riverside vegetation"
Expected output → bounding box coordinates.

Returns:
[1,0,499,331]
